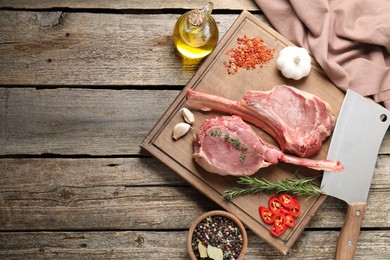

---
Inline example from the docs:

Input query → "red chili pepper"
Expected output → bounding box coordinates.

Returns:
[270,213,287,237]
[259,206,275,224]
[268,196,282,214]
[284,214,296,227]
[278,193,295,210]
[290,197,301,218]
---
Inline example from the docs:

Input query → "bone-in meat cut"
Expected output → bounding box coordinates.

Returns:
[193,115,343,176]
[187,85,336,158]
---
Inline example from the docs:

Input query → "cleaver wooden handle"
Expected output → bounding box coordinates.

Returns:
[335,202,367,260]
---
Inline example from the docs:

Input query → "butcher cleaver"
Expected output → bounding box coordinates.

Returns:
[321,89,390,260]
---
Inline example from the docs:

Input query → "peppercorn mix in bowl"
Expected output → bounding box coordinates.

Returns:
[187,210,248,260]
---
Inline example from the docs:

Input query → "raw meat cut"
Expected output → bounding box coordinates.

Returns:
[193,115,343,176]
[187,85,336,158]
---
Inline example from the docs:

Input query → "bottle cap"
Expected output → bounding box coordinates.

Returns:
[188,9,205,27]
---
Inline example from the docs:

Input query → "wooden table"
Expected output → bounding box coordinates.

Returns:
[1,1,389,259]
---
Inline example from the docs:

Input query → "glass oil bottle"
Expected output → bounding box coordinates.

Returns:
[172,2,219,59]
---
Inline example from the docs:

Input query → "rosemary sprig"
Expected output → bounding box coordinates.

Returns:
[223,175,322,200]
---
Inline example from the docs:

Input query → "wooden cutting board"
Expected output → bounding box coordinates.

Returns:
[141,11,345,255]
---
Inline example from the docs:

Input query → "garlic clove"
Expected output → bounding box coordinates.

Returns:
[181,107,195,124]
[172,122,191,140]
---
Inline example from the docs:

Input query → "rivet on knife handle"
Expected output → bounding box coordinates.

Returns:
[335,202,367,260]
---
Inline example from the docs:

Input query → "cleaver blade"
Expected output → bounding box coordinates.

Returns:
[321,89,390,260]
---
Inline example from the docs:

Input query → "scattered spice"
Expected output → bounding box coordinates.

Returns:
[224,35,275,75]
[191,215,243,259]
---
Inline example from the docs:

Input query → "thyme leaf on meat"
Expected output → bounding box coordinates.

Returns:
[229,138,249,150]
[223,175,322,199]
[210,130,253,162]
[210,130,222,137]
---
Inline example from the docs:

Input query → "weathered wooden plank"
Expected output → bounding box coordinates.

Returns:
[0,88,180,155]
[1,157,389,230]
[0,0,259,11]
[0,230,388,259]
[0,185,214,230]
[0,158,184,188]
[2,156,388,190]
[0,12,243,86]
[1,88,389,155]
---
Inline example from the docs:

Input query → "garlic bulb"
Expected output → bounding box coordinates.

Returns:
[276,46,312,80]
[172,122,191,140]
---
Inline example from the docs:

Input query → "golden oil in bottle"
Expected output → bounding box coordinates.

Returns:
[172,2,219,59]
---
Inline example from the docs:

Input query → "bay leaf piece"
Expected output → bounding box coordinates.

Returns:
[207,244,223,260]
[198,241,208,258]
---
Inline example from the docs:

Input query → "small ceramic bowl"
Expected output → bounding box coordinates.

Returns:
[187,210,248,260]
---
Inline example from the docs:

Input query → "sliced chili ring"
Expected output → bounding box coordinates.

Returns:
[278,193,295,209]
[292,196,299,205]
[268,196,282,214]
[274,213,285,227]
[270,223,286,237]
[284,213,296,227]
[270,213,287,237]
[280,206,292,216]
[290,197,301,218]
[259,206,275,224]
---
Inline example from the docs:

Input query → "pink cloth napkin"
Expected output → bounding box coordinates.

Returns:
[255,0,390,109]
